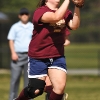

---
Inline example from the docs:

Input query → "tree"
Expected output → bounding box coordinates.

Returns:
[0,0,39,13]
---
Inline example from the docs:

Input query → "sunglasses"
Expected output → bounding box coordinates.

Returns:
[20,13,29,16]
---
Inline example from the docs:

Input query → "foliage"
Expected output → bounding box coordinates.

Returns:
[69,0,100,42]
[0,0,39,12]
[0,0,100,42]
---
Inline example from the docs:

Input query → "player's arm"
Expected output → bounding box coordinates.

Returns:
[64,36,70,46]
[68,6,80,30]
[9,40,18,61]
[41,0,70,23]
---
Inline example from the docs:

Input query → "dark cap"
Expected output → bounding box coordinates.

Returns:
[19,8,29,15]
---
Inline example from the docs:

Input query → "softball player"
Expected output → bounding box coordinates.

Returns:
[14,0,80,100]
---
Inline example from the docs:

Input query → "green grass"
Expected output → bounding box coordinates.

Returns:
[0,74,100,100]
[1,43,100,100]
[64,43,100,69]
[66,75,100,100]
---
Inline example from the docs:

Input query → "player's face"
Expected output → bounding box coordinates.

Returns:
[19,14,30,24]
[47,0,60,7]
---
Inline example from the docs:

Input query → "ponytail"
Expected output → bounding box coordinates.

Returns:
[37,0,45,7]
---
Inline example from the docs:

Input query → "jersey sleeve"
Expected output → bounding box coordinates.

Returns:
[33,7,48,26]
[64,10,73,30]
[65,28,70,36]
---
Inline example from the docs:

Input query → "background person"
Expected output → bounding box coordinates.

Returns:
[7,8,33,100]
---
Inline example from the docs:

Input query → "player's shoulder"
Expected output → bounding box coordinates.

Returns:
[36,6,48,10]
[64,9,73,18]
[66,9,72,14]
[34,6,50,13]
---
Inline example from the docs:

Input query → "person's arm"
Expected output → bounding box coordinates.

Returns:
[64,36,70,46]
[68,6,80,30]
[41,0,70,23]
[9,40,18,61]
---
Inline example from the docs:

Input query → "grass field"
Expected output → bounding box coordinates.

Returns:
[64,43,100,69]
[0,74,100,100]
[0,43,100,100]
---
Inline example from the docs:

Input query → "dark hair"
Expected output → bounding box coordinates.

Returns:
[37,0,45,7]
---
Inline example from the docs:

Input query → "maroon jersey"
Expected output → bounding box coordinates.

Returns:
[28,6,73,59]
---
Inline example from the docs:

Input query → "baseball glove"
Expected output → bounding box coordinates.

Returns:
[72,0,84,8]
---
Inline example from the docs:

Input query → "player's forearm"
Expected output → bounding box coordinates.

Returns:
[9,40,16,55]
[69,7,80,30]
[41,0,70,23]
[54,0,70,21]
